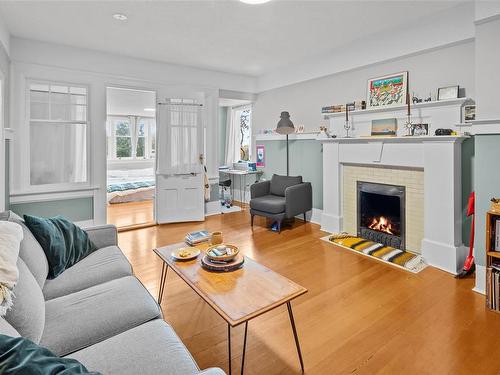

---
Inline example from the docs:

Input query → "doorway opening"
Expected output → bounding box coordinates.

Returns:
[106,87,156,229]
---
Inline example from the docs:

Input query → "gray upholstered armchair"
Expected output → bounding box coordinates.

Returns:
[250,174,312,232]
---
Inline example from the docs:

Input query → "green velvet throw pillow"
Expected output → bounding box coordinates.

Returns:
[23,215,97,279]
[0,334,102,374]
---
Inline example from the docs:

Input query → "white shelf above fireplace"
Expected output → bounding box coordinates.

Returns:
[321,98,472,119]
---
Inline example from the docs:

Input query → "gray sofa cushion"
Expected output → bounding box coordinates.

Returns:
[43,246,133,300]
[67,319,202,375]
[0,211,49,287]
[250,195,286,214]
[41,276,162,356]
[4,258,45,343]
[0,317,20,337]
[269,174,302,197]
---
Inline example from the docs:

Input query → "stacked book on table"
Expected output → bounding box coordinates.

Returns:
[185,230,210,246]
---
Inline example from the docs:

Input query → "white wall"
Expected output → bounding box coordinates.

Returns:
[8,36,248,224]
[257,2,474,92]
[474,12,500,120]
[253,41,475,134]
[11,37,257,93]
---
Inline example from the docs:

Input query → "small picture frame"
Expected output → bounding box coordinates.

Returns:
[411,123,429,136]
[437,85,459,101]
[256,145,265,167]
[463,104,476,122]
[371,118,398,137]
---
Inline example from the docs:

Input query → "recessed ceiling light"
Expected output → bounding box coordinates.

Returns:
[144,108,155,112]
[113,13,128,21]
[240,0,272,4]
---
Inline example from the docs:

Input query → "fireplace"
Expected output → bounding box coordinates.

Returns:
[357,181,405,249]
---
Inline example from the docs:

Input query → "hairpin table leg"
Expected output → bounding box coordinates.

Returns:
[240,322,248,375]
[228,323,232,375]
[158,262,168,305]
[287,301,304,372]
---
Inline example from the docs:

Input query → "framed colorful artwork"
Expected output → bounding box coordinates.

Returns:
[256,145,265,167]
[367,71,408,109]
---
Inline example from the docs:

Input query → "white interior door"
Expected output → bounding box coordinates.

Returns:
[155,99,204,223]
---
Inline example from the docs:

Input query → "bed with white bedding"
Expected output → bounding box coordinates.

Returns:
[107,168,155,204]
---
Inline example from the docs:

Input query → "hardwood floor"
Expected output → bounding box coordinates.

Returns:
[107,200,154,228]
[118,210,500,375]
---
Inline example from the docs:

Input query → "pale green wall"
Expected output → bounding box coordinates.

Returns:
[219,107,228,166]
[10,197,94,222]
[474,134,500,267]
[257,139,323,209]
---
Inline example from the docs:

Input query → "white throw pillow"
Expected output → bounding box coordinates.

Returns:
[0,221,24,315]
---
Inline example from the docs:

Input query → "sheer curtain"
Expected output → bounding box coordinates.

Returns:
[157,101,202,175]
[224,107,242,166]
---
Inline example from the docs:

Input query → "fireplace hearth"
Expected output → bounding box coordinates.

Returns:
[357,181,405,250]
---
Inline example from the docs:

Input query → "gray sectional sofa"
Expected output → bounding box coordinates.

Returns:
[0,211,225,375]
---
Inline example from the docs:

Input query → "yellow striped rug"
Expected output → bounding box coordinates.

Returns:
[321,233,427,273]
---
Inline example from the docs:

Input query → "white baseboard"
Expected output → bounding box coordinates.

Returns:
[473,265,486,295]
[421,239,468,275]
[296,208,323,225]
[205,201,221,217]
[320,212,343,233]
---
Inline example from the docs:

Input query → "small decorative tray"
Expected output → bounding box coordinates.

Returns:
[206,244,239,262]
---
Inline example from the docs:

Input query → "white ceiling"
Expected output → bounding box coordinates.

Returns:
[0,1,466,77]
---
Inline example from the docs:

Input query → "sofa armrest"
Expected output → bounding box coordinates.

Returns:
[250,180,271,199]
[285,182,312,218]
[197,368,227,375]
[85,225,118,248]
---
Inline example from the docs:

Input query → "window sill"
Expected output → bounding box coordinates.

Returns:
[10,185,100,197]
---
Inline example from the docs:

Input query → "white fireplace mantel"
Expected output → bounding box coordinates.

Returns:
[321,135,469,274]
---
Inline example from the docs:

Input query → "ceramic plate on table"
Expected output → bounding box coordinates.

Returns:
[171,247,200,261]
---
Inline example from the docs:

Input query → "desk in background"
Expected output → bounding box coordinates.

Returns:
[219,169,263,208]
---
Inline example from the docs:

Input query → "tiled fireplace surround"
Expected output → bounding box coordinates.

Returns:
[343,165,424,253]
[320,136,468,274]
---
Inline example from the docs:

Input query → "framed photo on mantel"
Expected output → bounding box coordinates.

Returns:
[367,71,408,109]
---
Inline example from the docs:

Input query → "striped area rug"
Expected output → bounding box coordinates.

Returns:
[321,234,427,273]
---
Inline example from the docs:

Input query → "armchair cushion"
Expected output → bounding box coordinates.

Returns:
[250,195,286,214]
[269,175,302,197]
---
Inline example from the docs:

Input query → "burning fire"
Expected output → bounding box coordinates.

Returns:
[368,216,395,235]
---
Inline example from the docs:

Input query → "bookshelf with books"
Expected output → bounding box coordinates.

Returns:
[486,209,500,312]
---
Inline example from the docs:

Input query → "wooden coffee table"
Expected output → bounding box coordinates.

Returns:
[154,243,307,375]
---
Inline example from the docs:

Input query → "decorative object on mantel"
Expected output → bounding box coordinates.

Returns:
[435,128,457,136]
[491,198,500,214]
[295,124,305,133]
[403,91,414,136]
[321,234,427,273]
[411,123,429,136]
[275,111,295,176]
[344,103,353,138]
[371,118,397,137]
[463,104,476,122]
[367,71,408,109]
[317,126,332,139]
[437,85,459,101]
[412,93,423,104]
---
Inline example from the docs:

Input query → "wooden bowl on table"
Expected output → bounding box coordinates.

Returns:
[206,244,239,262]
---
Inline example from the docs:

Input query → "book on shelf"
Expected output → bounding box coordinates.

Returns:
[487,267,500,311]
[185,230,210,245]
[495,219,500,251]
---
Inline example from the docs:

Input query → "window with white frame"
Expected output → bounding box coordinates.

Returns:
[28,82,88,186]
[107,116,156,160]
